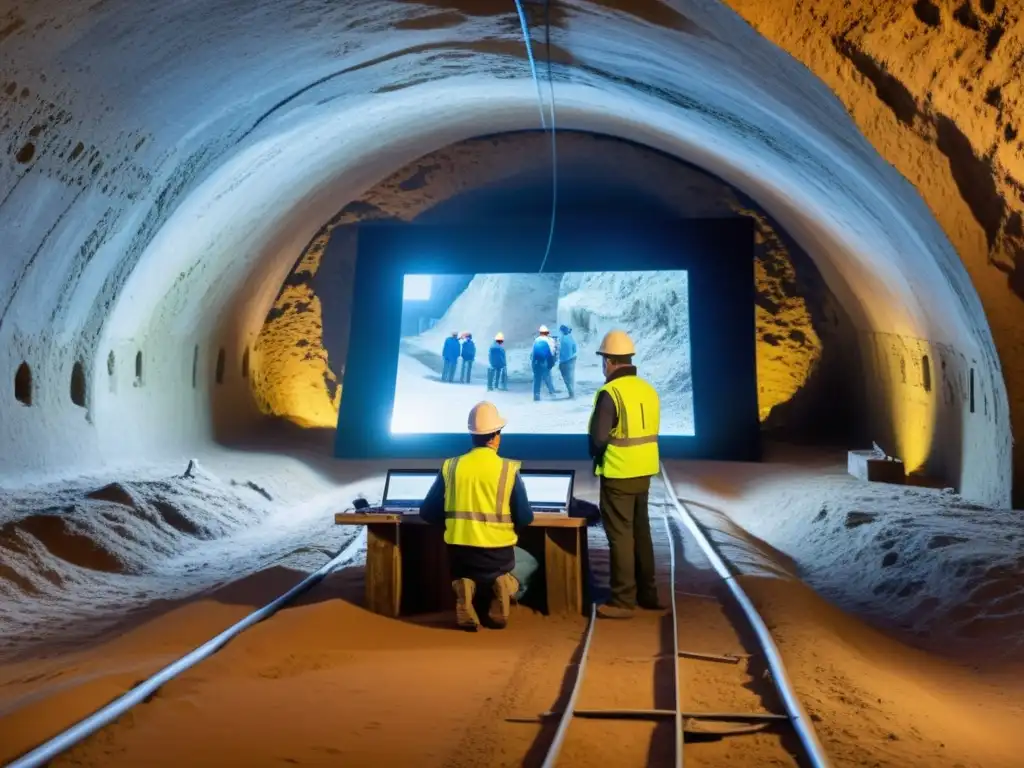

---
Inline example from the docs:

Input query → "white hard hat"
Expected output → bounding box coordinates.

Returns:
[538,325,549,334]
[494,332,504,342]
[468,401,507,435]
[597,329,636,356]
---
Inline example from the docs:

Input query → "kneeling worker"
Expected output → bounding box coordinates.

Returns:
[589,330,664,619]
[419,402,538,631]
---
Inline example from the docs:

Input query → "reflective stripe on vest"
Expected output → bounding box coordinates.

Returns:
[593,375,661,479]
[441,448,521,548]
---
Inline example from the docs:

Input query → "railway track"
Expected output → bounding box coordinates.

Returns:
[5,464,829,768]
[520,466,830,767]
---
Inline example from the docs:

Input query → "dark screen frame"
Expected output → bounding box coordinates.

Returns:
[335,217,759,462]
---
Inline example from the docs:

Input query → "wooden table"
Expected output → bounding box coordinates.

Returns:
[335,512,589,617]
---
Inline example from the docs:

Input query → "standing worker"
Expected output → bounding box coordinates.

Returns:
[418,402,539,631]
[442,332,460,383]
[588,329,665,619]
[460,332,477,383]
[557,324,578,399]
[488,332,508,391]
[531,325,557,401]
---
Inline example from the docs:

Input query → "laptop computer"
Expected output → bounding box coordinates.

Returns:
[519,469,575,514]
[377,467,576,515]
[379,469,439,513]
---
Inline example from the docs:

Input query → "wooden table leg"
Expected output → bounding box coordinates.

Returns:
[544,526,583,616]
[400,524,453,614]
[365,523,401,617]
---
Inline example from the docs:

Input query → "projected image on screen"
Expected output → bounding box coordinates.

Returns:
[391,271,695,436]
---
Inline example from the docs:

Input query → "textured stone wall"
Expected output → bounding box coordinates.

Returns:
[725,0,1024,494]
[0,0,1012,504]
[253,131,853,436]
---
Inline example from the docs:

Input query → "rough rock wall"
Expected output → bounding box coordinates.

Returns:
[724,0,1024,494]
[253,131,849,433]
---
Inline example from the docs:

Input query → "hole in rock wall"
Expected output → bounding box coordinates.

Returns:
[14,362,32,406]
[134,351,143,386]
[899,356,907,384]
[913,0,941,28]
[922,354,932,392]
[106,350,115,376]
[970,367,976,413]
[242,347,250,379]
[216,349,225,384]
[192,345,199,389]
[70,361,86,407]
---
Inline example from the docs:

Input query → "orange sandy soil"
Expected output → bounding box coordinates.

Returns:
[1,490,1022,766]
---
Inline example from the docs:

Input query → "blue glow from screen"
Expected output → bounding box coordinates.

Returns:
[391,269,695,437]
[403,274,432,301]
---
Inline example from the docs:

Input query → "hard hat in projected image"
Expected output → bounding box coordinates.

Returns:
[494,332,504,342]
[467,401,507,435]
[538,325,550,334]
[597,329,636,356]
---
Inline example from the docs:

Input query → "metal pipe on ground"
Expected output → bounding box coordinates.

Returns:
[5,530,368,768]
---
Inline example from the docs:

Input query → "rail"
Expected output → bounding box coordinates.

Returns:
[5,529,368,768]
[539,511,684,768]
[532,465,832,768]
[659,464,832,768]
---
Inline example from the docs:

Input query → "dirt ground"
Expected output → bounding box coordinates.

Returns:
[1,476,1022,766]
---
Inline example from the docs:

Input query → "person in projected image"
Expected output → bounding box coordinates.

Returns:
[459,332,476,383]
[488,332,508,391]
[442,332,460,383]
[418,402,539,631]
[558,324,578,399]
[588,329,665,619]
[531,325,557,401]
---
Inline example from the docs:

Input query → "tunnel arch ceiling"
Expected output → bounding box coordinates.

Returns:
[0,0,1012,506]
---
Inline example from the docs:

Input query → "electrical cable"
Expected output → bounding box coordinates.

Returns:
[6,531,368,768]
[513,0,558,274]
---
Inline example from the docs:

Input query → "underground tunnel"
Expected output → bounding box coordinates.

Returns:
[0,1,1023,766]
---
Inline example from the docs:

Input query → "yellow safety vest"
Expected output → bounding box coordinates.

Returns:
[592,375,661,479]
[441,447,521,548]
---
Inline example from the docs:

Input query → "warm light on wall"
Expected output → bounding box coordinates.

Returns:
[877,343,937,476]
[251,281,341,429]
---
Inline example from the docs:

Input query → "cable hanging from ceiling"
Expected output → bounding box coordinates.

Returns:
[513,0,558,274]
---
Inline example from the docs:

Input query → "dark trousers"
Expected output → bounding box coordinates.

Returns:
[442,359,457,382]
[460,359,474,383]
[532,362,555,400]
[487,366,507,390]
[599,476,657,608]
[558,359,576,398]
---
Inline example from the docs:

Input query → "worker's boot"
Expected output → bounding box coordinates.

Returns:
[452,578,480,631]
[638,591,667,611]
[597,603,635,619]
[489,573,520,629]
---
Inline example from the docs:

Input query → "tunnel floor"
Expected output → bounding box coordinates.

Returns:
[0,447,1022,766]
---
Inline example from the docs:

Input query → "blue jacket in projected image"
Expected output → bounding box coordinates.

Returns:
[461,338,476,360]
[489,342,506,369]
[558,332,578,362]
[442,336,461,361]
[531,336,554,365]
